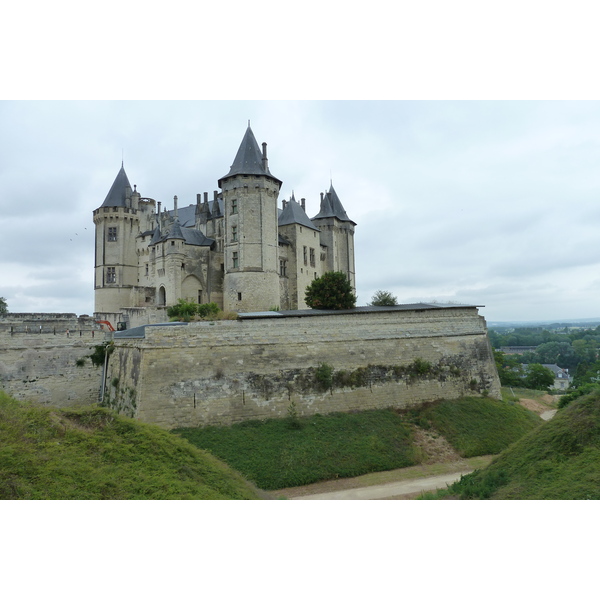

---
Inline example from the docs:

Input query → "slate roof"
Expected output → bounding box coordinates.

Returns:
[237,303,483,319]
[218,125,282,186]
[148,222,215,247]
[312,183,355,225]
[102,164,131,207]
[278,197,320,231]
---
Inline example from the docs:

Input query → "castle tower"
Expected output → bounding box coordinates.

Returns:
[218,125,282,312]
[93,164,142,315]
[311,183,356,291]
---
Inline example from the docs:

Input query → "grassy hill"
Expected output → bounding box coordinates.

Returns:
[428,389,600,499]
[0,392,262,500]
[175,396,541,490]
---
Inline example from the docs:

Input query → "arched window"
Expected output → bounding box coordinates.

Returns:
[158,286,166,306]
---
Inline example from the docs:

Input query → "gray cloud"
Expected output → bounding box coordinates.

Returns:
[2,101,600,322]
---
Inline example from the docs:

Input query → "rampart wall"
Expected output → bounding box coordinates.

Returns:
[104,306,501,429]
[0,314,107,407]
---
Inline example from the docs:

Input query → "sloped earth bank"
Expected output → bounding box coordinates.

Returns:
[275,399,560,499]
[274,425,494,500]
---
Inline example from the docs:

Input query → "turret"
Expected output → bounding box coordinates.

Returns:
[218,124,282,312]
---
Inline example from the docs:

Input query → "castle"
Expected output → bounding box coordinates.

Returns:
[93,124,356,326]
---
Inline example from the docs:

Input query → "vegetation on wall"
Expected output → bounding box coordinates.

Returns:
[0,392,262,500]
[304,271,357,310]
[0,296,7,317]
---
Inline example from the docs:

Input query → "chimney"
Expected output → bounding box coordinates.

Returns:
[301,198,306,211]
[173,195,178,218]
[214,190,218,201]
[204,192,209,204]
[282,199,287,209]
[196,193,201,205]
[262,142,268,171]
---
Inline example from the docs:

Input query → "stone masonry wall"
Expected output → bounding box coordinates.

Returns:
[0,315,108,407]
[103,307,501,428]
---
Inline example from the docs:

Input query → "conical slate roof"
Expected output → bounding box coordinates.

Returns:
[312,184,355,224]
[219,125,282,186]
[164,219,185,241]
[102,164,132,207]
[278,197,320,231]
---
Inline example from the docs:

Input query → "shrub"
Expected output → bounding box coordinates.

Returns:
[305,271,357,310]
[314,363,334,391]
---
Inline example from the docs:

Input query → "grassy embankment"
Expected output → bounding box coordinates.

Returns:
[422,389,600,500]
[175,396,541,490]
[0,391,262,500]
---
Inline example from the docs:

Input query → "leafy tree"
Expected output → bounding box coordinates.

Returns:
[369,290,398,306]
[0,297,7,317]
[494,350,526,387]
[305,271,357,310]
[524,364,555,391]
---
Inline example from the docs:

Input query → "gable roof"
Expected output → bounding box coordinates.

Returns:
[102,164,132,208]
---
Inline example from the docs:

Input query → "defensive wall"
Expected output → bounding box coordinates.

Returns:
[103,304,502,429]
[0,314,108,407]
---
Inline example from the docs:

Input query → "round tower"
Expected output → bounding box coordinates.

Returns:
[218,125,282,312]
[93,164,141,316]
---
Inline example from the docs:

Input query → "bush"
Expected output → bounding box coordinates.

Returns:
[305,271,357,310]
[167,300,220,321]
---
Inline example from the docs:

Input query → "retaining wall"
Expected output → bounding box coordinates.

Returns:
[0,314,107,407]
[104,306,501,428]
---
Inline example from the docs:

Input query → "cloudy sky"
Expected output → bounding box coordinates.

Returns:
[2,100,600,323]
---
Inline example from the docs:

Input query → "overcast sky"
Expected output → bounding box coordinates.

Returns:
[2,100,600,323]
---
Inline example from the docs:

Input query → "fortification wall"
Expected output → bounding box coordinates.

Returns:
[104,307,501,428]
[0,314,107,407]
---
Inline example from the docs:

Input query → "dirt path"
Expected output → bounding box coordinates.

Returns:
[291,471,471,500]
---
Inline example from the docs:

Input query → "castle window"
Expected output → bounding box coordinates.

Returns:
[145,264,149,276]
[280,259,287,277]
[232,225,238,242]
[303,246,307,266]
[232,251,239,269]
[231,199,238,214]
[238,292,242,301]
[106,267,116,284]
[309,248,315,267]
[107,227,117,242]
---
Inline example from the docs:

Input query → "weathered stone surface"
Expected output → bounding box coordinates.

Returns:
[103,306,501,428]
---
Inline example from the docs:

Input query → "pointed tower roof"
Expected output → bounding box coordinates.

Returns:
[311,183,355,225]
[218,125,282,187]
[278,197,320,231]
[165,219,185,241]
[102,163,132,208]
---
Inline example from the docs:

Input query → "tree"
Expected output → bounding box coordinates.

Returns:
[369,290,398,306]
[0,297,7,317]
[524,364,555,391]
[305,271,357,310]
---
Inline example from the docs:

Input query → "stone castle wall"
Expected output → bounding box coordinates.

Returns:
[103,306,501,429]
[0,314,108,407]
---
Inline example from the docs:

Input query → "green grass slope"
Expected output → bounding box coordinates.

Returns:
[413,396,542,457]
[435,390,600,499]
[0,392,262,500]
[175,398,541,490]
